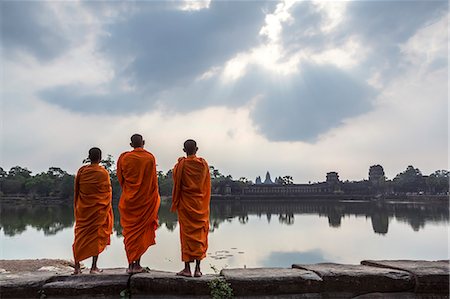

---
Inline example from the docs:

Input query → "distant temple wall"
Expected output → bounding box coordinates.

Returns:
[243,183,332,195]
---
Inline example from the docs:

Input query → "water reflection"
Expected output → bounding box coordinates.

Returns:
[0,204,73,236]
[262,249,327,267]
[0,200,448,237]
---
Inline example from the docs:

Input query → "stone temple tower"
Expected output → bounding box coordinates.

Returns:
[263,171,274,184]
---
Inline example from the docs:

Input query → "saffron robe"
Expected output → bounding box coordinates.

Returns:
[117,148,160,263]
[72,164,113,263]
[171,155,211,262]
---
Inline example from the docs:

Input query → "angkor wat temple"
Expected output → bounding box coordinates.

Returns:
[244,171,341,196]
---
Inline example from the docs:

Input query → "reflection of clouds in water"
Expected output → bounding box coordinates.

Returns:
[260,249,328,267]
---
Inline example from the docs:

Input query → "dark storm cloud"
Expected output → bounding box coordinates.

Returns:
[0,1,69,60]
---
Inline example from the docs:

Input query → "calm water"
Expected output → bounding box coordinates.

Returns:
[0,200,448,273]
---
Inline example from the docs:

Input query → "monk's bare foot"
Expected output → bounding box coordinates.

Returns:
[90,267,103,274]
[194,270,202,277]
[72,261,82,275]
[176,269,192,277]
[129,265,150,274]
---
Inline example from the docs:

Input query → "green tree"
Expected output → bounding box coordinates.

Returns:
[101,155,121,200]
[393,165,425,193]
[25,172,53,196]
[2,166,32,194]
[158,169,173,197]
[426,170,449,194]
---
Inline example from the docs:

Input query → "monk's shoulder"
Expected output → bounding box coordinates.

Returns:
[140,149,155,160]
[76,165,88,177]
[118,151,130,161]
[198,157,209,168]
[97,165,110,178]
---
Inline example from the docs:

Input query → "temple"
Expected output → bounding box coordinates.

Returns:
[245,171,341,195]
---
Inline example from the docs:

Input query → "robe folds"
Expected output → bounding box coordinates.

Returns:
[171,155,211,262]
[117,148,161,264]
[72,164,113,263]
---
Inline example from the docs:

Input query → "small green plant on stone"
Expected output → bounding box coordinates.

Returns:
[208,264,234,299]
[119,288,130,299]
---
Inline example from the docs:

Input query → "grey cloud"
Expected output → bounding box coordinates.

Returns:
[1,1,70,60]
[98,1,276,92]
[247,63,375,142]
[342,1,447,77]
[39,84,145,114]
[282,1,447,81]
[342,1,447,43]
[33,1,446,143]
[39,1,276,114]
[280,2,328,55]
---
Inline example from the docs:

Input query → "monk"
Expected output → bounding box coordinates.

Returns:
[171,139,211,277]
[117,134,161,274]
[72,147,113,275]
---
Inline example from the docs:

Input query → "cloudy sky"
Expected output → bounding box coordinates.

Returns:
[1,0,448,183]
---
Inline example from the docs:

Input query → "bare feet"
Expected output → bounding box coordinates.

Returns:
[127,264,150,274]
[194,270,202,277]
[72,262,82,275]
[176,269,192,277]
[89,267,103,274]
[133,265,145,273]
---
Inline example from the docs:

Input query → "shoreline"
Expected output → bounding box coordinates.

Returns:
[1,259,448,298]
[0,194,448,205]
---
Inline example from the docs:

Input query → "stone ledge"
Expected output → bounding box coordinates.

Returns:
[0,261,448,298]
[361,260,449,294]
[220,268,322,296]
[292,263,414,296]
[41,268,129,297]
[130,270,216,296]
[0,272,56,298]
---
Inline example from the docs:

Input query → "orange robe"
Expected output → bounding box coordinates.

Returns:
[117,148,160,264]
[171,155,211,262]
[72,164,113,263]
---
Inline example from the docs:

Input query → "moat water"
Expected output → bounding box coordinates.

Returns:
[0,199,448,273]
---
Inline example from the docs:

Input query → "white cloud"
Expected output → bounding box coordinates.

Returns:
[1,0,447,183]
[178,0,211,11]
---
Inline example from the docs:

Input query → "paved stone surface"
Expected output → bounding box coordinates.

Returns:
[0,259,73,273]
[41,268,129,297]
[0,262,448,298]
[220,268,323,296]
[353,292,449,299]
[130,270,216,296]
[361,260,449,294]
[0,271,56,298]
[293,263,414,295]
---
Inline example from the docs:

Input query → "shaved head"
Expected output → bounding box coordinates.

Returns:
[88,147,102,163]
[130,134,145,148]
[183,139,198,156]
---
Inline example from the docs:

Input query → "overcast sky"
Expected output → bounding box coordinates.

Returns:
[1,0,448,183]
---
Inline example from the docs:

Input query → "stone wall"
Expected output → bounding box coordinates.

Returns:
[0,260,448,298]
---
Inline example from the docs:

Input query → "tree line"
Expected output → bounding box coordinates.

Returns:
[0,158,448,200]
[0,155,252,200]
